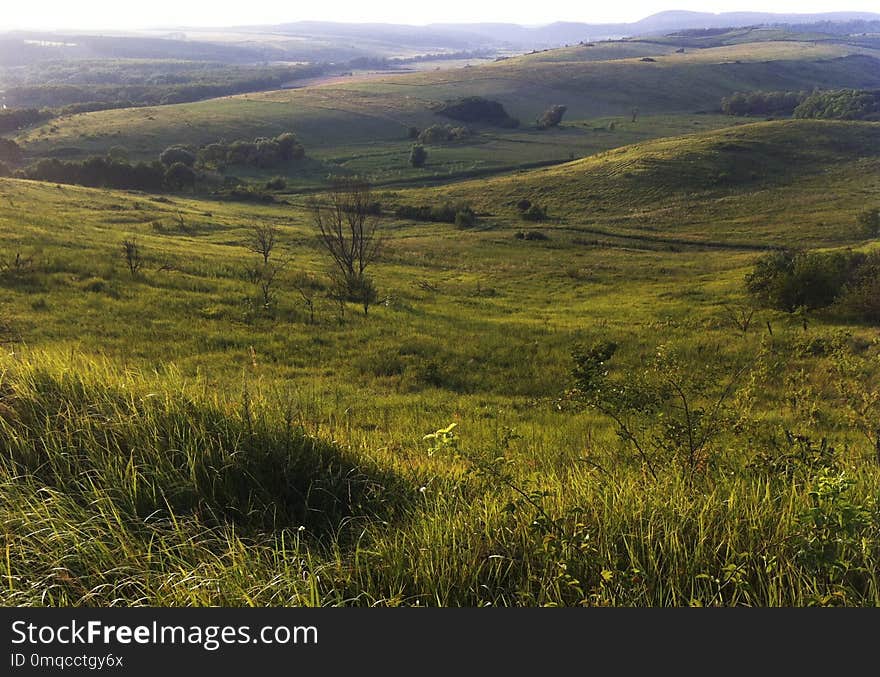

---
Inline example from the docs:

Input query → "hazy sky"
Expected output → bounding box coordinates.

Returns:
[1,1,877,31]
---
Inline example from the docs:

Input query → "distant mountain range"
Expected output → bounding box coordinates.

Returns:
[262,11,880,47]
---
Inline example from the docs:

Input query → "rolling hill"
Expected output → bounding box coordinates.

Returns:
[14,39,880,178]
[397,119,880,247]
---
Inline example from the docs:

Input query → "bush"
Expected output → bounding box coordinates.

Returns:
[793,89,880,121]
[159,145,196,168]
[857,208,880,238]
[197,132,305,170]
[0,107,53,134]
[454,207,477,228]
[515,230,549,241]
[746,249,880,321]
[521,204,548,222]
[536,105,567,130]
[264,176,287,191]
[410,144,427,168]
[0,138,23,165]
[721,90,808,117]
[395,202,476,226]
[418,124,471,145]
[24,156,166,191]
[435,96,518,127]
[164,162,197,191]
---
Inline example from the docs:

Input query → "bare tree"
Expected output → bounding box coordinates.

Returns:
[309,179,383,315]
[245,260,284,314]
[121,239,143,276]
[246,224,279,264]
[722,302,756,334]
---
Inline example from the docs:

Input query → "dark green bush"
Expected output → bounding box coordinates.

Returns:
[159,145,196,168]
[409,144,427,167]
[396,202,477,226]
[435,96,519,127]
[721,90,808,117]
[857,208,880,238]
[536,105,567,129]
[793,89,880,121]
[417,124,471,144]
[515,230,549,241]
[746,249,880,321]
[521,204,548,222]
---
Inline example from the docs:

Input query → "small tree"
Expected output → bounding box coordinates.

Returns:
[245,260,284,315]
[536,105,567,130]
[164,162,196,192]
[246,224,279,264]
[410,144,428,168]
[309,179,383,316]
[857,208,880,238]
[159,146,196,168]
[121,239,143,276]
[0,138,23,165]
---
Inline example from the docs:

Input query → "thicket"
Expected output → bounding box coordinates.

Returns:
[434,96,519,128]
[0,107,54,133]
[395,202,477,227]
[0,138,23,165]
[721,90,808,117]
[22,156,168,191]
[417,124,472,145]
[746,249,880,322]
[536,105,568,129]
[197,133,305,170]
[793,89,880,121]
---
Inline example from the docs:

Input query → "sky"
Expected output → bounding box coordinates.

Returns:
[0,1,877,31]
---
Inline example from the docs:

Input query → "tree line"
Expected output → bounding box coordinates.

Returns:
[0,132,306,192]
[722,88,880,120]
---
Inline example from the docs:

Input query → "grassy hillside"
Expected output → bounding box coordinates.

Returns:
[2,107,880,604]
[14,40,880,186]
[403,119,880,246]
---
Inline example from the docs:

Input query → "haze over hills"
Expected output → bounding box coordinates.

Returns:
[2,10,880,65]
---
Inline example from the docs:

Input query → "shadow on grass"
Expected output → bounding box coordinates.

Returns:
[2,364,412,542]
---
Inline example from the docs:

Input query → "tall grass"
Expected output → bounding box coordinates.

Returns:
[2,351,878,606]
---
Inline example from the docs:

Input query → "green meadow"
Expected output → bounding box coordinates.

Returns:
[2,32,880,606]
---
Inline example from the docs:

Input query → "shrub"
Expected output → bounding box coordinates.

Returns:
[746,249,857,312]
[746,249,880,321]
[721,90,808,117]
[159,145,196,168]
[0,138,23,165]
[418,124,471,145]
[164,162,197,191]
[395,202,476,225]
[454,207,477,228]
[521,204,548,222]
[857,208,880,238]
[409,144,427,168]
[536,105,567,130]
[434,96,518,127]
[24,157,166,191]
[836,265,880,323]
[515,230,549,241]
[793,89,880,121]
[197,132,304,170]
[264,176,287,191]
[0,107,53,134]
